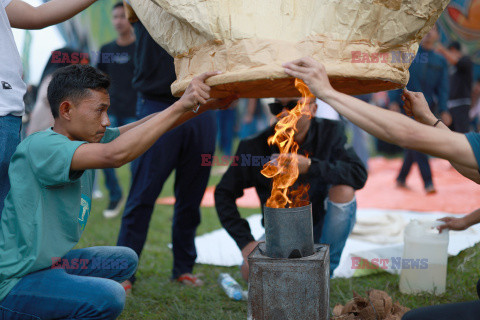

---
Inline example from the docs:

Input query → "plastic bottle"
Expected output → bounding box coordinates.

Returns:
[399,219,449,295]
[218,273,244,301]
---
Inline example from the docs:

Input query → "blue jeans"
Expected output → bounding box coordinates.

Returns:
[216,108,236,156]
[319,197,357,276]
[0,115,22,217]
[0,246,138,320]
[102,115,137,202]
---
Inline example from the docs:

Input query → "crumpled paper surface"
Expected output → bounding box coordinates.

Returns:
[332,289,410,320]
[130,0,450,97]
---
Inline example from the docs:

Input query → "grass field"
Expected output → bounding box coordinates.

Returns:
[79,160,480,320]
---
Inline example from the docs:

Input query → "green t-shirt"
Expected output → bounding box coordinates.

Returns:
[0,127,120,301]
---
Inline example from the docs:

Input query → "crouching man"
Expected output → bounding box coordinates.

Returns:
[214,97,367,280]
[0,64,230,319]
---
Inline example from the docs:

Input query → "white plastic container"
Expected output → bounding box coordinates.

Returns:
[399,219,449,295]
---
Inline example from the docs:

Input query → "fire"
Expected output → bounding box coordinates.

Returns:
[261,79,315,208]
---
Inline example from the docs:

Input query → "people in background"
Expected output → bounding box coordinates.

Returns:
[388,26,450,194]
[96,2,137,218]
[436,41,473,133]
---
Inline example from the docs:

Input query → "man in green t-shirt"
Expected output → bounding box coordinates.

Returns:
[0,64,230,319]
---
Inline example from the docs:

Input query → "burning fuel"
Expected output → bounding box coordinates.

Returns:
[261,79,315,208]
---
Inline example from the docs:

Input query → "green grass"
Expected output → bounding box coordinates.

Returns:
[77,158,480,319]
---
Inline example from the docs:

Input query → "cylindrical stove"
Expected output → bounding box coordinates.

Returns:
[248,203,330,320]
[264,204,315,259]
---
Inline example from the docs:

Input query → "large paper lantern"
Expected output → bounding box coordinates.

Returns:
[130,0,450,97]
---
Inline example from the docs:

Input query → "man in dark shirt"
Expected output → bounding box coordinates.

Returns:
[436,41,474,133]
[97,2,137,218]
[116,5,222,289]
[214,98,367,279]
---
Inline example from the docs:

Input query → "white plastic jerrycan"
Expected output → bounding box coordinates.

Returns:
[399,219,449,295]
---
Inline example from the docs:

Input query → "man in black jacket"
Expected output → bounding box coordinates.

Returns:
[214,98,367,280]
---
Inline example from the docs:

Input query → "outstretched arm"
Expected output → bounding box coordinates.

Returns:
[6,0,97,29]
[70,72,222,170]
[438,208,480,232]
[282,57,478,171]
[401,89,480,183]
[117,96,236,135]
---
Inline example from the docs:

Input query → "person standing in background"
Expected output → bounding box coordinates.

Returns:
[238,99,270,139]
[116,2,229,291]
[26,47,84,137]
[436,41,473,133]
[0,0,105,216]
[97,1,137,218]
[388,26,450,194]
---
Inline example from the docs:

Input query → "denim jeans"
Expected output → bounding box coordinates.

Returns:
[319,197,357,276]
[0,246,138,320]
[0,115,22,217]
[102,115,137,202]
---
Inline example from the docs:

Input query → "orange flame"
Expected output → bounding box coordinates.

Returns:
[261,79,315,208]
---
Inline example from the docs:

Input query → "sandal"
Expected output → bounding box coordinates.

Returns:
[121,280,133,295]
[176,273,204,287]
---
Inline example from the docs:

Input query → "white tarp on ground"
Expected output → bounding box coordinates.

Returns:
[194,209,480,278]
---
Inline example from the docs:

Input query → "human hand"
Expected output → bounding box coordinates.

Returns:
[241,241,259,281]
[178,71,221,112]
[270,153,311,174]
[241,241,259,262]
[437,216,468,232]
[282,57,335,100]
[401,89,436,125]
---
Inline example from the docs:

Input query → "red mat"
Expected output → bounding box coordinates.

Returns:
[156,157,480,214]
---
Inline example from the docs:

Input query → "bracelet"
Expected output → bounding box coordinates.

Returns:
[433,119,442,127]
[192,103,201,113]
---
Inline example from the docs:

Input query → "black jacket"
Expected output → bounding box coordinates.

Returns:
[214,117,368,250]
[132,22,178,104]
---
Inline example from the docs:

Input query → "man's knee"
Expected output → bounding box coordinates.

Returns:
[117,247,138,279]
[328,185,355,203]
[94,282,126,319]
